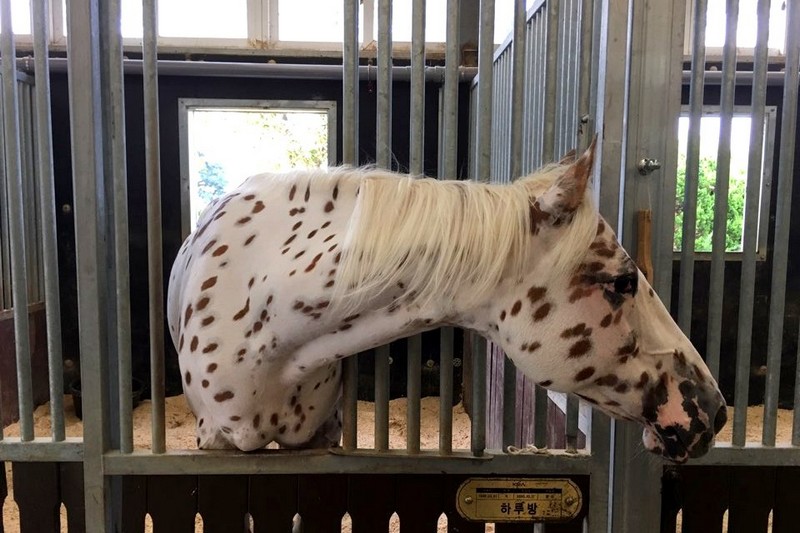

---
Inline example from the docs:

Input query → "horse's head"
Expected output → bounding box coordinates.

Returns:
[496,140,727,462]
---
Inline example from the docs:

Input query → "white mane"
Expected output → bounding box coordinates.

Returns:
[331,165,599,312]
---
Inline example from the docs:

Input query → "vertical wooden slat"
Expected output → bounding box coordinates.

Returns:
[59,463,86,533]
[348,475,396,533]
[12,462,60,533]
[773,467,800,533]
[248,475,298,533]
[198,475,249,531]
[396,475,445,531]
[147,475,198,533]
[121,476,147,533]
[728,467,774,533]
[297,474,348,531]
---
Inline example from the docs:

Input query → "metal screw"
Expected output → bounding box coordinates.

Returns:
[426,359,435,368]
[564,496,575,506]
[453,358,462,368]
[62,203,72,214]
[464,496,474,504]
[637,158,662,176]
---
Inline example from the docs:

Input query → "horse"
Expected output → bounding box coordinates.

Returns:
[167,140,727,463]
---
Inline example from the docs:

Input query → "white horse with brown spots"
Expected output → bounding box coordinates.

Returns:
[167,140,727,462]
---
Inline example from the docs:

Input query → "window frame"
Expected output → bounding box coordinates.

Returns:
[673,104,777,261]
[177,97,337,238]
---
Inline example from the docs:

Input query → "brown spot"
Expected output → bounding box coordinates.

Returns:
[237,216,252,225]
[289,185,297,200]
[294,250,306,259]
[614,382,630,394]
[527,286,547,303]
[213,211,226,220]
[693,364,706,383]
[284,234,297,246]
[304,185,310,202]
[179,334,185,351]
[279,425,287,434]
[334,252,341,264]
[252,201,265,213]
[294,423,302,433]
[248,277,255,288]
[281,248,290,255]
[528,342,541,353]
[322,221,331,229]
[323,234,336,243]
[212,245,229,257]
[202,239,217,255]
[533,303,552,322]
[244,194,255,201]
[613,309,623,324]
[184,304,193,326]
[500,310,507,321]
[340,324,353,331]
[328,244,337,252]
[569,287,594,303]
[230,415,241,421]
[575,367,596,382]
[649,288,655,298]
[202,343,219,354]
[325,280,335,288]
[529,200,550,234]
[214,390,234,402]
[539,380,553,387]
[190,336,199,352]
[596,219,606,236]
[293,301,304,310]
[289,208,301,216]
[290,395,297,406]
[238,348,247,356]
[245,234,256,246]
[307,229,318,239]
[201,316,215,327]
[595,374,619,387]
[635,372,650,389]
[202,379,209,388]
[294,404,302,415]
[233,298,251,321]
[185,372,192,385]
[289,270,296,277]
[324,201,334,212]
[207,363,218,373]
[270,413,278,426]
[510,300,522,316]
[253,321,263,333]
[568,339,592,358]
[333,185,339,200]
[561,323,588,338]
[606,400,621,407]
[617,336,638,356]
[292,221,303,231]
[600,313,613,327]
[201,276,218,290]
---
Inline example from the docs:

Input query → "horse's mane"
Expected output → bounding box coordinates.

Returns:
[331,165,599,313]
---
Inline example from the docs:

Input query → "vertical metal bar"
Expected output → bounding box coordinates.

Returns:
[341,0,360,452]
[439,326,454,454]
[566,395,579,452]
[471,334,487,456]
[67,0,111,527]
[343,0,359,165]
[0,91,8,313]
[1,0,34,443]
[103,0,133,454]
[502,355,516,449]
[677,0,707,334]
[406,333,421,452]
[376,0,392,168]
[374,345,390,451]
[442,0,459,178]
[32,0,66,442]
[409,0,425,175]
[542,0,559,162]
[577,0,594,151]
[475,0,495,181]
[705,0,738,381]
[765,0,799,447]
[142,0,165,454]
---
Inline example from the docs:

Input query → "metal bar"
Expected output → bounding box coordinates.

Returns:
[442,0,460,178]
[475,0,495,181]
[342,356,358,450]
[409,0,425,175]
[142,0,165,454]
[103,0,133,454]
[566,395,579,452]
[374,345,390,451]
[542,0,559,162]
[0,438,84,461]
[471,334,487,456]
[705,0,738,381]
[28,57,480,82]
[0,88,8,313]
[376,0,392,168]
[343,0,360,164]
[577,0,594,151]
[406,333,421,453]
[765,0,799,447]
[1,0,34,443]
[439,327,454,454]
[32,0,66,442]
[677,0,707,334]
[502,355,516,449]
[67,0,111,527]
[103,449,596,476]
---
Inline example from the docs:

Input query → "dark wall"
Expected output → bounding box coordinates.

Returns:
[672,81,800,407]
[50,71,472,397]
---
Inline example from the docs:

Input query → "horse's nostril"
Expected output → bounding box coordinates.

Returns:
[714,405,728,434]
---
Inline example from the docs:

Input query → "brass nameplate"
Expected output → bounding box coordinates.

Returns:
[456,478,582,522]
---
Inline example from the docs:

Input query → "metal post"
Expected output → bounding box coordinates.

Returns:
[677,0,707,334]
[32,0,66,442]
[376,0,392,168]
[439,326,454,454]
[142,0,165,454]
[501,355,516,449]
[409,0,425,175]
[406,334,421,452]
[1,0,34,442]
[705,0,738,381]
[542,0,559,163]
[442,0,460,179]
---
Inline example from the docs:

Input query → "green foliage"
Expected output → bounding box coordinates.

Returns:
[250,112,328,169]
[197,160,227,203]
[674,155,747,253]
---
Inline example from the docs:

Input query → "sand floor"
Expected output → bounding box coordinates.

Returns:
[2,397,793,532]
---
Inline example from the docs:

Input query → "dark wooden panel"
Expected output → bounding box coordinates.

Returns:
[773,466,800,533]
[0,462,7,533]
[147,475,198,533]
[121,476,147,533]
[348,475,396,533]
[675,467,729,533]
[444,476,487,533]
[495,523,537,532]
[297,474,348,532]
[660,468,682,533]
[59,462,85,533]
[198,475,249,532]
[13,462,60,533]
[396,475,446,532]
[728,466,775,533]
[249,475,298,533]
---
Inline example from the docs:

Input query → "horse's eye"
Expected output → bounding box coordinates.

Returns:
[613,274,638,295]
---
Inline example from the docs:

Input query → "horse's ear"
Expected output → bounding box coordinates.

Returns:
[537,136,597,220]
